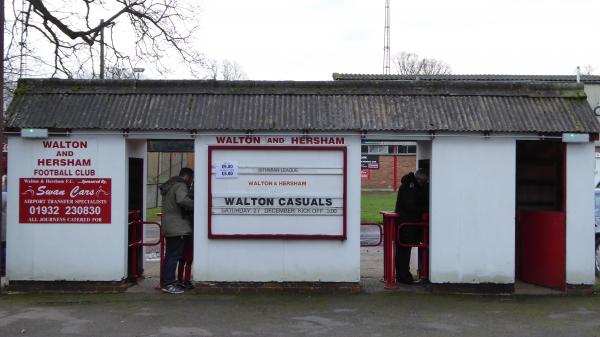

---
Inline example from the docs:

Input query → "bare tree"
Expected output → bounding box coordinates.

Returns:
[203,58,248,80]
[203,58,220,80]
[582,64,595,75]
[392,51,452,75]
[4,0,204,79]
[220,60,247,80]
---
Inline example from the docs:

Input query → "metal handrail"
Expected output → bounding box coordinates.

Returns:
[360,223,383,247]
[380,212,430,288]
[128,220,162,248]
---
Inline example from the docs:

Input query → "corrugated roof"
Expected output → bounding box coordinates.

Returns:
[6,78,600,133]
[332,73,600,83]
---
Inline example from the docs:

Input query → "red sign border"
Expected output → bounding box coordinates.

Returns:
[208,145,347,240]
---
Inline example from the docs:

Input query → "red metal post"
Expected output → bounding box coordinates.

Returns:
[382,212,399,289]
[418,224,429,281]
[127,211,142,280]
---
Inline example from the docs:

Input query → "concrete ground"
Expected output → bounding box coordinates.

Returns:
[134,225,596,295]
[1,226,599,336]
[1,291,600,337]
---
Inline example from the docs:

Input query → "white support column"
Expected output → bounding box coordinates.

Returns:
[565,142,596,285]
[7,135,128,281]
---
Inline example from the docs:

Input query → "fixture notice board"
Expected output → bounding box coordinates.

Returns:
[208,146,347,240]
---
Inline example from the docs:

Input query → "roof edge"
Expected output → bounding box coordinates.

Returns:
[14,78,587,98]
[332,72,600,84]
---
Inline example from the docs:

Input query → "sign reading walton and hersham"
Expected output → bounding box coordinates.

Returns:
[19,139,112,224]
[32,140,96,177]
[209,145,347,239]
[215,136,345,145]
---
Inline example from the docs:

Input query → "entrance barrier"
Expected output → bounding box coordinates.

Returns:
[381,212,429,289]
[127,210,164,287]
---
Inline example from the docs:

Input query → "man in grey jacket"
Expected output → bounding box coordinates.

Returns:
[160,168,194,294]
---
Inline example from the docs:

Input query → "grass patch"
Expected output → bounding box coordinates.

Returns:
[361,191,396,224]
[146,207,162,222]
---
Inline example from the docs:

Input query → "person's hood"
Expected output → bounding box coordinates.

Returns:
[400,172,417,185]
[160,176,186,196]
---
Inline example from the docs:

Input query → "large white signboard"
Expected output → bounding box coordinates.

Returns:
[208,146,347,239]
[18,139,113,224]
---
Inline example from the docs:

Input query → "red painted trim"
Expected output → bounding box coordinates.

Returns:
[209,145,345,152]
[207,147,213,241]
[561,143,567,290]
[342,146,347,240]
[561,143,567,213]
[207,145,347,240]
[208,234,345,240]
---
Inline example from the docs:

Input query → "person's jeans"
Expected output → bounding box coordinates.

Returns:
[395,226,421,279]
[162,236,186,287]
[1,241,5,276]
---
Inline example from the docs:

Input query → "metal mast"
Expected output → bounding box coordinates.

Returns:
[19,0,28,77]
[383,0,391,74]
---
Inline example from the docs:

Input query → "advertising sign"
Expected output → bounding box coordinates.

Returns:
[18,138,112,224]
[361,155,379,169]
[19,178,112,224]
[361,169,370,180]
[208,146,347,239]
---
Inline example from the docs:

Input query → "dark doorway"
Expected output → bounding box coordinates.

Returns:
[128,157,145,281]
[515,141,566,290]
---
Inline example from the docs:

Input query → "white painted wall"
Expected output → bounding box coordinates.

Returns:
[193,133,361,282]
[565,142,596,285]
[430,136,516,284]
[595,154,600,187]
[6,135,128,281]
[584,83,600,111]
[5,130,594,286]
[584,83,600,187]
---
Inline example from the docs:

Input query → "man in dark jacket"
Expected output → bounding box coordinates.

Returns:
[160,167,194,294]
[394,169,429,284]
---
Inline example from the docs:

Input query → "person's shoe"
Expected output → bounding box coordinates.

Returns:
[175,281,194,289]
[396,272,415,284]
[182,282,195,289]
[161,284,184,294]
[397,277,415,285]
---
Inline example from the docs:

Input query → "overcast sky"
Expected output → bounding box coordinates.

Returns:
[182,0,600,80]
